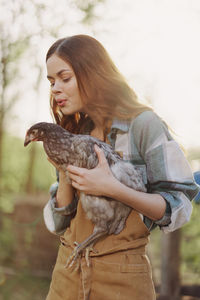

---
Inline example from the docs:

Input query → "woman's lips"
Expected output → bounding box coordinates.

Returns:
[56,99,67,107]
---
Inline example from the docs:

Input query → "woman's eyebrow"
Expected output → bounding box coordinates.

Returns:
[47,69,72,79]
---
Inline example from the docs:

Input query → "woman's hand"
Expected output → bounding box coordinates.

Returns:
[67,145,117,196]
[47,158,74,207]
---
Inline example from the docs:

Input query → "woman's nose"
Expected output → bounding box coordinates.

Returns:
[52,81,62,94]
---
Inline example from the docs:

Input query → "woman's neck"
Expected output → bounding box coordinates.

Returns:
[90,126,104,141]
[90,118,112,142]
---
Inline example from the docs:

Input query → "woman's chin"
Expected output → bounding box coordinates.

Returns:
[60,107,79,116]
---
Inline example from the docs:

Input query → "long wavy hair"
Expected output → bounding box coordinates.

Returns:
[46,34,152,134]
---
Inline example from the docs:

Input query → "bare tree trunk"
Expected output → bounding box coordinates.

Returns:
[160,229,181,300]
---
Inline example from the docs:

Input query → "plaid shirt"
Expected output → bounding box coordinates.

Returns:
[43,111,199,234]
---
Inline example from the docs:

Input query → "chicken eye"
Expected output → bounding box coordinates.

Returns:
[32,129,38,135]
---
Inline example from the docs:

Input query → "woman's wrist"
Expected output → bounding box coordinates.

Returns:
[56,171,74,208]
[103,176,121,198]
[58,169,67,179]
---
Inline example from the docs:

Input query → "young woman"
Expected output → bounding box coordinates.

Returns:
[43,35,199,300]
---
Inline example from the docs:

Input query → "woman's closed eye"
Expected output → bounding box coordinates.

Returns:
[48,78,71,87]
[63,77,71,83]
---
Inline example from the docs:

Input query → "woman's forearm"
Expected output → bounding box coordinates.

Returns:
[105,178,166,221]
[56,171,74,208]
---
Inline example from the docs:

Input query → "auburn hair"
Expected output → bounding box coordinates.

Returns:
[46,34,152,134]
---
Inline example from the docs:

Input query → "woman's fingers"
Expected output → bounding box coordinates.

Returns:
[94,145,108,166]
[67,165,84,175]
[66,145,113,194]
[67,168,88,191]
[67,165,87,188]
[68,172,83,184]
[71,181,81,190]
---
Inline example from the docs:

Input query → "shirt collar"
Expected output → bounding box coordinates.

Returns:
[111,119,131,133]
[107,119,131,147]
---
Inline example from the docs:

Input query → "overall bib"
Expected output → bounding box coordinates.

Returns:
[46,200,156,300]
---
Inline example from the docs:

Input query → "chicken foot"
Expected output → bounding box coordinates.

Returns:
[65,230,107,268]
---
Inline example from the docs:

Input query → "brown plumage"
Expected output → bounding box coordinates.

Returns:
[24,122,146,267]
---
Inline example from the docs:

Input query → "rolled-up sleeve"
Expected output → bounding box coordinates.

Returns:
[43,181,78,235]
[131,111,200,233]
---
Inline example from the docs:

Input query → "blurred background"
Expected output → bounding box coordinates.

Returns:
[0,0,200,299]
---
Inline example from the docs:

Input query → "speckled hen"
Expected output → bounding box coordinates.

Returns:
[24,122,146,267]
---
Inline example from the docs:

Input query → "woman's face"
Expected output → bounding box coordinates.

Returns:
[46,54,84,115]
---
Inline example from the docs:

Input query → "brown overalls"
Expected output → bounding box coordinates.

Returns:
[46,200,156,300]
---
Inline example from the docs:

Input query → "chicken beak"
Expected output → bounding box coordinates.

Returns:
[24,135,31,147]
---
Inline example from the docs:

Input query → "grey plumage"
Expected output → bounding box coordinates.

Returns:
[24,122,146,267]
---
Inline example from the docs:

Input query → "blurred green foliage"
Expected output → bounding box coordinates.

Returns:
[0,217,16,267]
[74,0,105,25]
[0,271,50,300]
[0,132,56,213]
